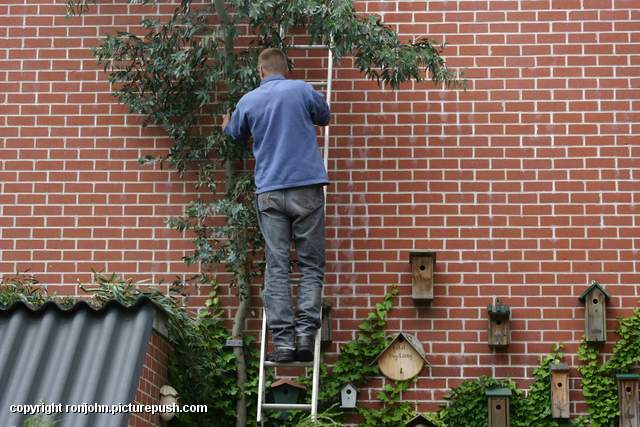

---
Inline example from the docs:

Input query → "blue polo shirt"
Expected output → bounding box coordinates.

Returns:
[223,74,331,194]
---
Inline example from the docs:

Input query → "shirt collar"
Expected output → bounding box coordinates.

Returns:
[260,73,285,86]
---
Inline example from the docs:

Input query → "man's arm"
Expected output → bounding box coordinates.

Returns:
[222,103,250,143]
[307,86,331,126]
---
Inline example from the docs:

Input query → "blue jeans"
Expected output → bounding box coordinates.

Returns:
[255,184,325,350]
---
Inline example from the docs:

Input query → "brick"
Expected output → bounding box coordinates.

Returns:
[4,1,639,416]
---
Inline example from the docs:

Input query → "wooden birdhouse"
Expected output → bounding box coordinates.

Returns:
[340,383,357,409]
[549,363,570,419]
[321,303,332,344]
[406,413,438,427]
[487,298,510,348]
[268,379,306,420]
[409,251,436,304]
[578,280,611,343]
[486,388,512,427]
[616,374,640,427]
[371,332,430,381]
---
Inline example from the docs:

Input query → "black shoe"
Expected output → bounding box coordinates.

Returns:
[267,348,295,363]
[295,335,315,362]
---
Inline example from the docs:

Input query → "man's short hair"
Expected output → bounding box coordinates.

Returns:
[258,48,288,75]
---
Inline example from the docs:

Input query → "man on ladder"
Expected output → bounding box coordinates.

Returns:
[222,48,331,363]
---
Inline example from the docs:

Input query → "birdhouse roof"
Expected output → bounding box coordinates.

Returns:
[270,378,306,391]
[549,362,569,372]
[370,332,430,365]
[341,382,356,391]
[487,298,510,317]
[616,373,640,380]
[485,387,513,397]
[578,281,611,302]
[409,251,437,261]
[406,413,437,427]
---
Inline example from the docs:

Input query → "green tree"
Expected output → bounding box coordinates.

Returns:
[67,1,463,425]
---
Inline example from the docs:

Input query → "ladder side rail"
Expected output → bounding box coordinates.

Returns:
[322,36,334,177]
[315,34,332,423]
[256,308,268,423]
[310,309,323,421]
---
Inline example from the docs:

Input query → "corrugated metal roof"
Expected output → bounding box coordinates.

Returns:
[0,297,166,427]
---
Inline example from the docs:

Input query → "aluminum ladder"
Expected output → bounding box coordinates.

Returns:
[256,31,334,426]
[256,308,323,425]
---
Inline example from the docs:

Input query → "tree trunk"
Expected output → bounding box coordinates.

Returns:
[213,1,249,425]
[223,157,250,427]
[224,156,249,427]
[232,272,250,427]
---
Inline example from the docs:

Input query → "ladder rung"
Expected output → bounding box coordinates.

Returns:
[264,360,313,368]
[263,403,312,411]
[307,81,328,87]
[290,44,329,49]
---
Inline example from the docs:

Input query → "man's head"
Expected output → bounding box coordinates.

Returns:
[258,48,288,79]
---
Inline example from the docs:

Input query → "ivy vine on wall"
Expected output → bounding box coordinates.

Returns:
[578,303,640,426]
[3,272,640,426]
[435,345,585,427]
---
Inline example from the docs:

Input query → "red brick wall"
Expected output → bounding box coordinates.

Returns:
[130,331,172,427]
[2,0,639,419]
[0,0,201,297]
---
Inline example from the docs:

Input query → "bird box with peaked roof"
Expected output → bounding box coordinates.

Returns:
[340,382,357,409]
[269,378,306,403]
[268,379,306,420]
[371,332,430,381]
[579,280,611,343]
[406,413,438,427]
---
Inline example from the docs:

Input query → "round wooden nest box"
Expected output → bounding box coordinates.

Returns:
[372,332,429,381]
